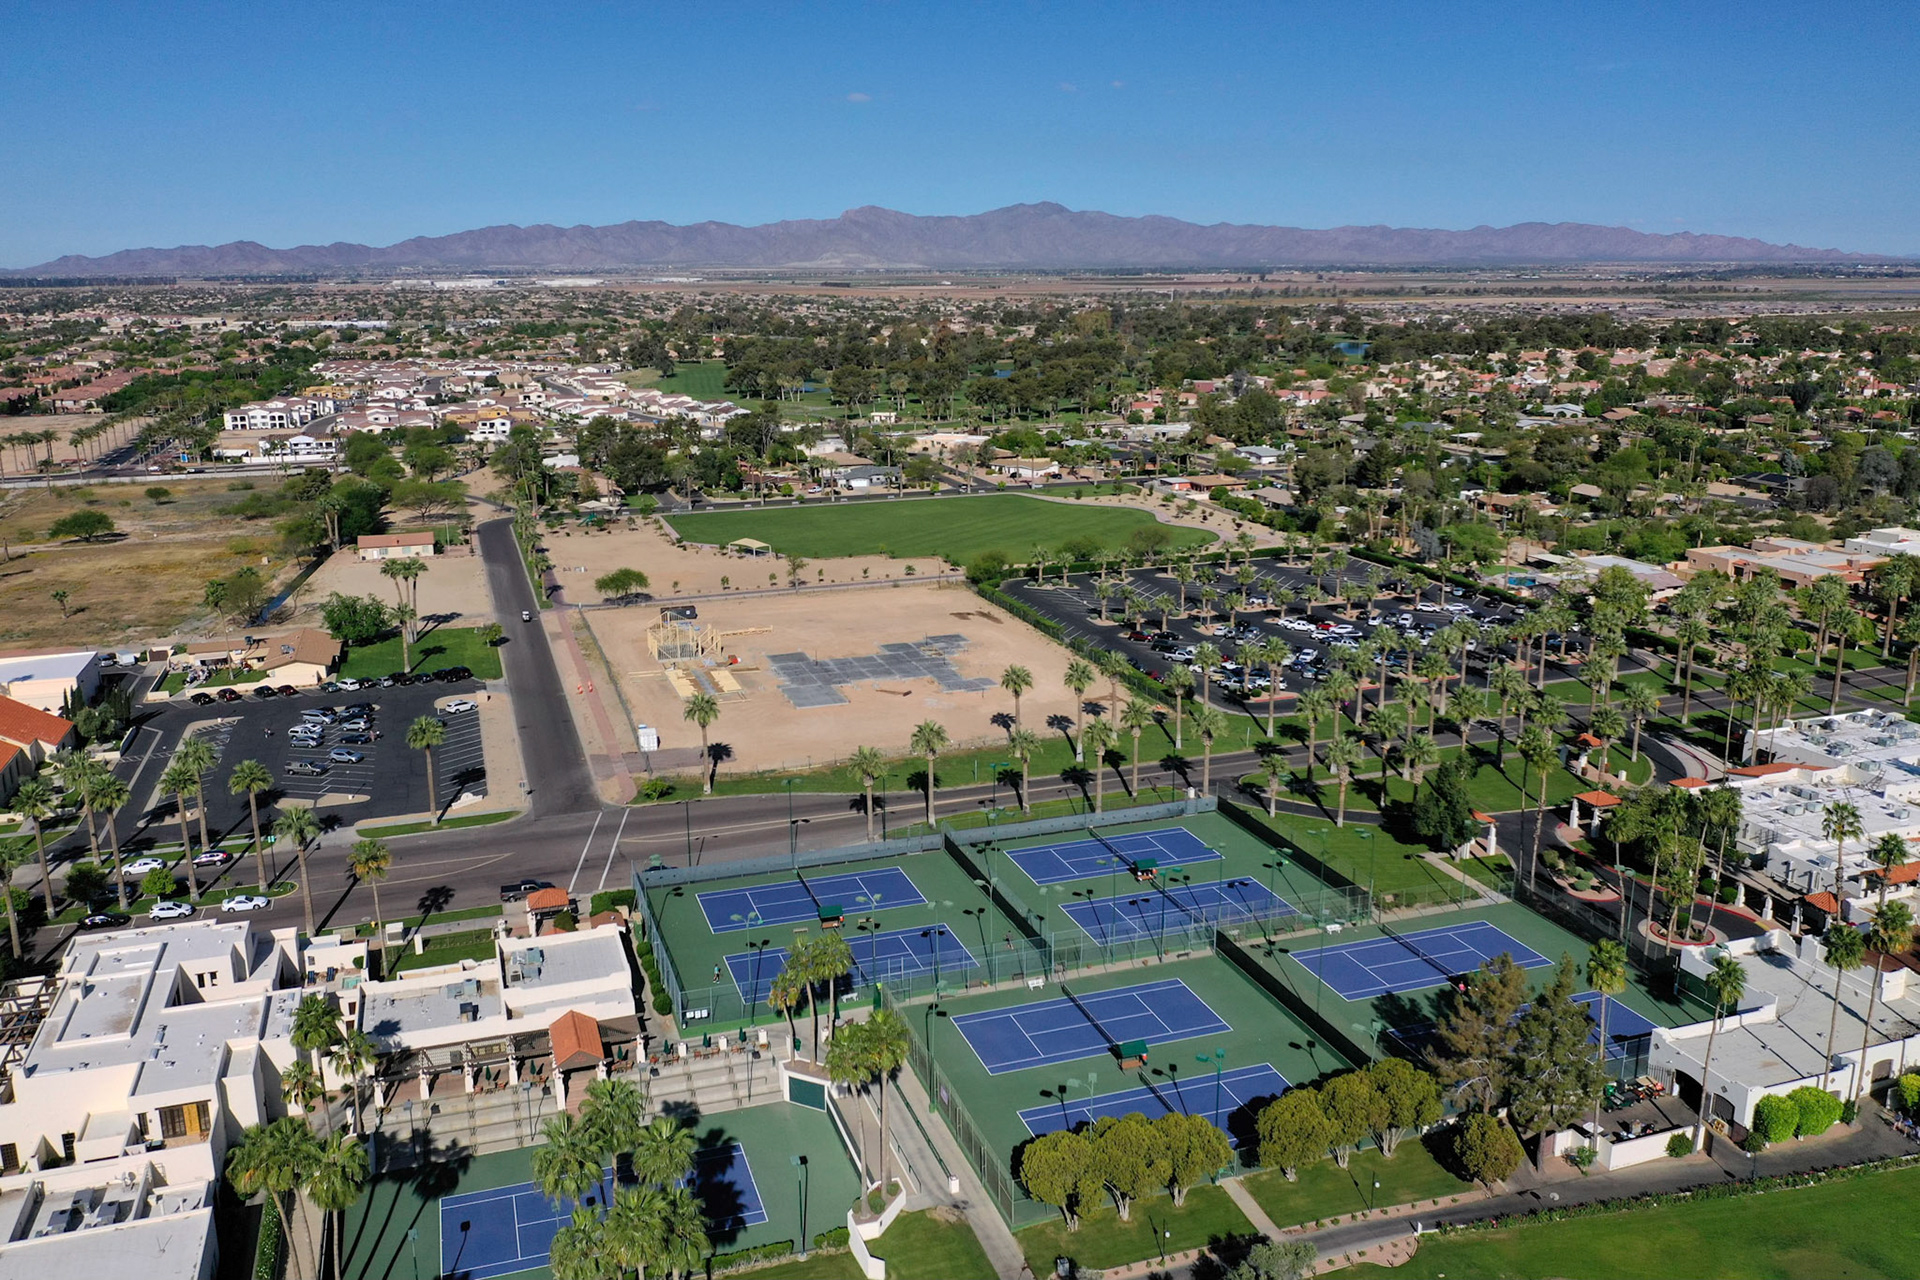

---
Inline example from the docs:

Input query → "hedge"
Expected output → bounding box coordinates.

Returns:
[1789,1086,1843,1137]
[589,888,636,916]
[1752,1093,1799,1145]
[709,1241,794,1273]
[813,1226,851,1250]
[634,936,673,1016]
[253,1196,283,1280]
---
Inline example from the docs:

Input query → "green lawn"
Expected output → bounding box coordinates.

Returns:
[640,359,733,399]
[388,927,498,974]
[663,493,1214,563]
[161,666,267,693]
[1224,804,1473,903]
[1327,1163,1920,1279]
[873,1209,998,1280]
[356,810,519,839]
[733,1255,863,1280]
[1240,1133,1475,1231]
[1017,1184,1252,1274]
[340,625,503,680]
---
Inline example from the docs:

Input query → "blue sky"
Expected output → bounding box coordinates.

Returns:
[3,0,1915,265]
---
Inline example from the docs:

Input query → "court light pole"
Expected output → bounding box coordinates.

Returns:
[1196,1047,1226,1126]
[792,1155,810,1259]
[746,938,772,1021]
[921,926,948,999]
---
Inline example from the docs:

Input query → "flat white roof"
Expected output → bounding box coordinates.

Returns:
[0,650,96,683]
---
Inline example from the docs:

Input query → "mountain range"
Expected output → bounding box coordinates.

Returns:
[9,203,1880,277]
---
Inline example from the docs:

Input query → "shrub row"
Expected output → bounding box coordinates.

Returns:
[634,934,673,1016]
[589,888,637,916]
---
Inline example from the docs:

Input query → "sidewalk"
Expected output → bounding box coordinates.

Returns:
[542,606,636,804]
[888,1062,1031,1280]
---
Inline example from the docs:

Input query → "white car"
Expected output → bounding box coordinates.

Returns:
[123,857,167,877]
[337,677,363,691]
[443,699,478,714]
[149,901,194,921]
[220,895,270,913]
[1416,602,1443,613]
[1331,624,1358,636]
[1444,602,1472,613]
[192,849,232,867]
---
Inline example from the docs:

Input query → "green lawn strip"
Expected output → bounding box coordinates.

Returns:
[640,359,733,398]
[1323,1161,1920,1280]
[1016,1184,1252,1274]
[872,1210,998,1280]
[51,881,297,923]
[339,625,504,680]
[388,927,499,973]
[662,492,1214,563]
[732,1254,864,1280]
[1253,744,1589,820]
[1240,1134,1475,1231]
[355,903,502,935]
[355,810,520,839]
[1224,805,1465,901]
[161,666,268,694]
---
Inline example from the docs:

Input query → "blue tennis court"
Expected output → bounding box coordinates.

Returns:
[1062,877,1294,942]
[697,867,924,932]
[1007,827,1221,886]
[952,978,1231,1075]
[438,1145,764,1278]
[1020,1062,1289,1143]
[724,922,979,1004]
[1292,920,1551,1000]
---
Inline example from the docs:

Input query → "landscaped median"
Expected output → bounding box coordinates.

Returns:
[355,809,519,839]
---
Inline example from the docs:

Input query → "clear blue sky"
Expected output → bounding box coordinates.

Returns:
[4,0,1914,266]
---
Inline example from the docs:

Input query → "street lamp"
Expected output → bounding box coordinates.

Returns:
[1196,1047,1227,1127]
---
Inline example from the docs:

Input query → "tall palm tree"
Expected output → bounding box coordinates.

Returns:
[862,1009,912,1189]
[909,720,949,826]
[1868,830,1911,910]
[226,1118,323,1278]
[533,1112,605,1203]
[1008,727,1042,815]
[1253,637,1290,739]
[579,1076,646,1163]
[1192,705,1226,796]
[275,807,322,933]
[1364,704,1400,784]
[1162,665,1193,750]
[1673,617,1709,724]
[228,759,274,891]
[549,1208,613,1280]
[407,713,450,815]
[1324,733,1362,827]
[10,776,59,914]
[631,1114,697,1187]
[1692,952,1747,1147]
[1585,938,1629,1146]
[347,838,392,933]
[328,1028,378,1136]
[1119,699,1155,797]
[1820,921,1866,1093]
[87,773,132,910]
[161,759,203,902]
[1260,753,1287,818]
[1063,658,1096,761]
[652,1185,711,1280]
[1000,664,1033,730]
[1518,725,1557,894]
[174,736,218,853]
[849,745,886,842]
[1620,683,1661,762]
[1082,720,1118,812]
[1298,689,1332,784]
[1855,901,1915,1101]
[1192,642,1222,704]
[1402,731,1439,789]
[1098,649,1131,714]
[681,694,719,794]
[1823,801,1865,904]
[308,1133,368,1280]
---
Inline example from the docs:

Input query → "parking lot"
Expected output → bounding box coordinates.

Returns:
[137,672,491,833]
[1000,558,1528,707]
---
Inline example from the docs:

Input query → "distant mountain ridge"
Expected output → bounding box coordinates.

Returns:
[10,203,1879,276]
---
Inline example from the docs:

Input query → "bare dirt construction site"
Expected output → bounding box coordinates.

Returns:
[0,477,297,649]
[297,546,494,625]
[545,514,918,604]
[585,581,1081,776]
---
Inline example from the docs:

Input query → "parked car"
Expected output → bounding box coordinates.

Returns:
[77,911,131,931]
[192,849,232,867]
[338,732,374,745]
[301,709,338,724]
[443,699,478,714]
[499,879,553,902]
[149,901,195,921]
[220,895,271,913]
[337,678,362,691]
[285,761,329,777]
[219,687,245,702]
[253,685,279,699]
[276,685,297,697]
[328,749,364,764]
[339,718,371,732]
[122,857,167,878]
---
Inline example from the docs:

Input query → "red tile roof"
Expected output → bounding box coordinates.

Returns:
[1671,777,1714,789]
[0,696,72,752]
[1729,762,1814,777]
[1806,892,1840,914]
[548,1010,604,1071]
[1574,790,1622,807]
[526,887,571,912]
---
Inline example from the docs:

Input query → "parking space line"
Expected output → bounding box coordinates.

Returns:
[564,811,604,895]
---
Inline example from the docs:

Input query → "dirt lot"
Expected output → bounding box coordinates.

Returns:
[0,477,297,649]
[587,580,1081,775]
[548,516,918,604]
[296,547,494,627]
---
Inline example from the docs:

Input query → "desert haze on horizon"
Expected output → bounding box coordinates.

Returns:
[9,203,1886,277]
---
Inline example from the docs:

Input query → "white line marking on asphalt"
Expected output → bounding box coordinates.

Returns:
[595,807,630,893]
[564,810,603,895]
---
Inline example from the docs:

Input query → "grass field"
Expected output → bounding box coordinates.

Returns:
[340,625,504,680]
[1328,1163,1920,1279]
[1017,1183,1252,1274]
[664,493,1214,563]
[737,1209,995,1280]
[1241,1131,1474,1230]
[639,360,734,400]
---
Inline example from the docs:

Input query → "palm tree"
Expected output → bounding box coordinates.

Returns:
[533,1112,605,1203]
[1324,733,1362,827]
[1194,704,1228,795]
[347,838,392,933]
[174,735,218,854]
[1401,732,1439,789]
[1298,688,1332,784]
[769,966,805,1057]
[394,603,418,670]
[407,713,450,815]
[1821,921,1866,1093]
[1192,642,1222,703]
[549,1207,613,1280]
[1008,728,1042,815]
[1260,753,1288,818]
[1098,649,1131,715]
[308,1132,368,1280]
[1823,801,1865,905]
[1620,683,1661,762]
[162,759,202,902]
[1364,704,1399,784]
[1082,720,1118,812]
[1589,706,1627,773]
[10,777,58,913]
[682,693,719,794]
[228,759,274,890]
[1674,617,1709,724]
[328,1028,377,1135]
[1518,725,1557,894]
[1855,900,1916,1101]
[909,720,949,826]
[1000,664,1034,730]
[1585,938,1629,1147]
[1063,658,1096,760]
[652,1185,710,1279]
[1869,830,1910,910]
[849,745,886,842]
[1692,952,1747,1147]
[292,992,342,1069]
[1252,637,1290,739]
[275,807,322,933]
[1162,664,1193,750]
[1119,699,1155,797]
[862,1009,912,1189]
[226,1118,322,1278]
[631,1114,696,1187]
[87,773,132,910]
[580,1076,646,1163]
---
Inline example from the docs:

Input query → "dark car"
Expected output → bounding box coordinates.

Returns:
[338,732,373,745]
[276,685,298,697]
[392,672,416,686]
[1121,629,1150,642]
[78,912,132,931]
[344,702,373,715]
[219,687,245,702]
[189,691,216,706]
[443,666,472,682]
[499,879,553,902]
[253,685,278,699]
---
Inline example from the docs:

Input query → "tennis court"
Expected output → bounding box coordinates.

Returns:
[1019,1062,1289,1143]
[1061,877,1294,943]
[1292,919,1552,1000]
[952,977,1231,1075]
[1385,992,1661,1062]
[697,867,924,932]
[436,1144,764,1278]
[1007,826,1222,885]
[724,922,980,1004]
